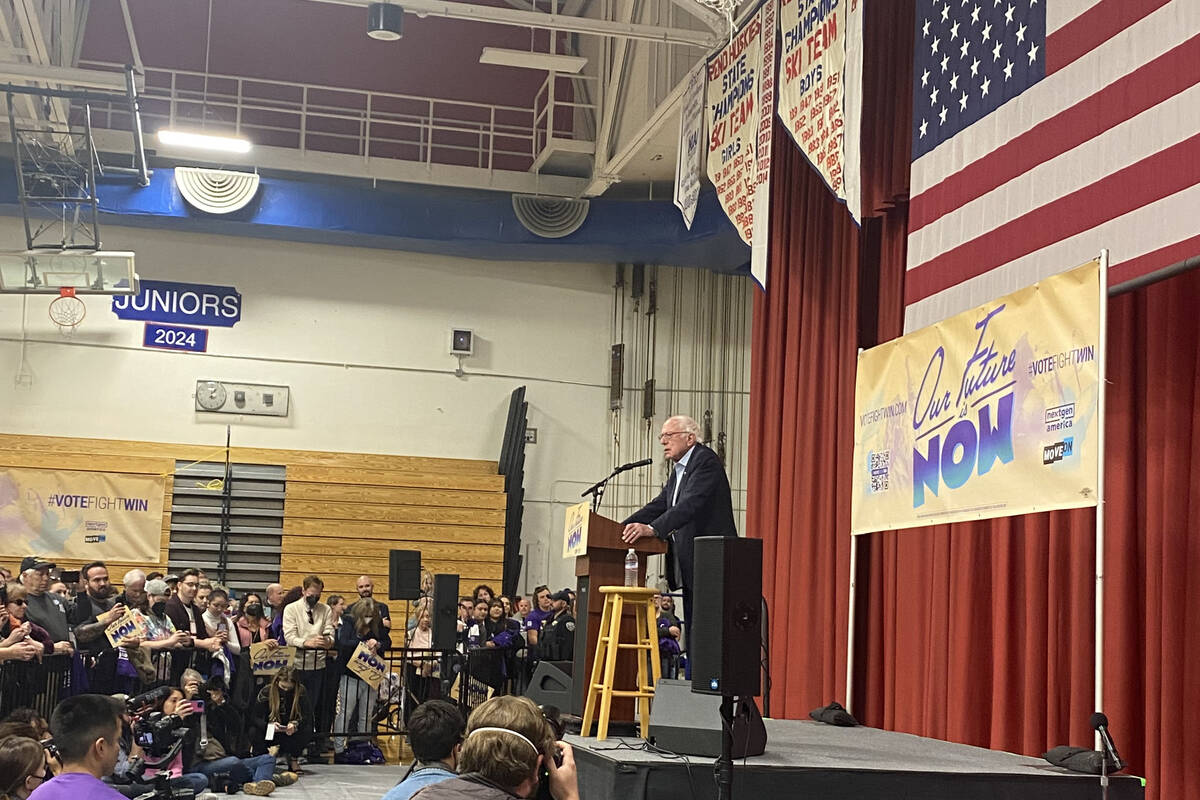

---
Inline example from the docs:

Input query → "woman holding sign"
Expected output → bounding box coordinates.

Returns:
[333,597,390,759]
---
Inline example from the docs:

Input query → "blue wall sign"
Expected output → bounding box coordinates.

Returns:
[142,323,209,353]
[113,280,241,327]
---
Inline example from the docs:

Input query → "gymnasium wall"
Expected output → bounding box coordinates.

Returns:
[0,216,750,595]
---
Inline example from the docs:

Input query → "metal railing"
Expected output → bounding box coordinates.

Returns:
[77,61,596,174]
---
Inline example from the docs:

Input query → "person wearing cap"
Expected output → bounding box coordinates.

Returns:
[538,590,575,662]
[19,557,72,653]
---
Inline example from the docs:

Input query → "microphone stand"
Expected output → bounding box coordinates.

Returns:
[581,460,652,514]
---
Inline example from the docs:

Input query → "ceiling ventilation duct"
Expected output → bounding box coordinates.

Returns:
[175,168,261,214]
[511,194,590,239]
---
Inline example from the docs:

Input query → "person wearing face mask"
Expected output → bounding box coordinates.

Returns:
[68,562,126,694]
[281,576,333,757]
[0,733,53,799]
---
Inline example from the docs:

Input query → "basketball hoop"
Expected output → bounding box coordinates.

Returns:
[696,0,737,40]
[48,287,86,335]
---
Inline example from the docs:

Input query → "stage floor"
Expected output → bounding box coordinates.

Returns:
[567,718,1145,800]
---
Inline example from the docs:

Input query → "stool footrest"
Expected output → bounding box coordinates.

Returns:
[590,688,655,698]
[615,643,654,650]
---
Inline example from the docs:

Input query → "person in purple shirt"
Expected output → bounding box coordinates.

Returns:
[30,694,130,800]
[522,586,554,658]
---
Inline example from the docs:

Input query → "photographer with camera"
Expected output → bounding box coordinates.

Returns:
[177,670,296,796]
[108,687,210,799]
[405,696,578,800]
[29,694,128,799]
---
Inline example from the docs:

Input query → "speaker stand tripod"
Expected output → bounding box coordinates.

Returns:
[715,695,735,800]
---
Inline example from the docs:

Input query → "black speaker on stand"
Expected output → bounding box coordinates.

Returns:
[430,574,460,651]
[690,536,766,800]
[388,550,423,601]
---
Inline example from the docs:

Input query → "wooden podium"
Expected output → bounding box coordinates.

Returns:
[568,511,666,725]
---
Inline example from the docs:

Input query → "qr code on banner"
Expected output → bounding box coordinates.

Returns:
[868,450,890,492]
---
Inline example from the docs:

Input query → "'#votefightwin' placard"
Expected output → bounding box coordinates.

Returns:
[851,259,1102,534]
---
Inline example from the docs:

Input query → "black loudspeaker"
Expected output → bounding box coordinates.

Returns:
[389,550,422,601]
[648,679,767,757]
[430,574,460,650]
[524,661,573,711]
[690,536,763,696]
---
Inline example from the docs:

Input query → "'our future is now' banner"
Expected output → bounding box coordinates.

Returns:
[851,260,1102,534]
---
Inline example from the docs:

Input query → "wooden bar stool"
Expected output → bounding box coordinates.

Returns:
[581,586,662,740]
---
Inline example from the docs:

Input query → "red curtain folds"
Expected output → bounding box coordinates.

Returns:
[748,0,1200,797]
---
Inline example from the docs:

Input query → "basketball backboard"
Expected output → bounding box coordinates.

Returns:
[0,250,137,294]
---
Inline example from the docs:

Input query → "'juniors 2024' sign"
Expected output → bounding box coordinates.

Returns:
[851,259,1101,535]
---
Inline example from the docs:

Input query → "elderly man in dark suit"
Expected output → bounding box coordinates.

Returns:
[621,415,736,650]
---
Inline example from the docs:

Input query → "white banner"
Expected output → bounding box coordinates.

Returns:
[777,0,863,220]
[706,6,766,244]
[674,62,706,230]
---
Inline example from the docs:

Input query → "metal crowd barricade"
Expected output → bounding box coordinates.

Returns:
[0,654,73,717]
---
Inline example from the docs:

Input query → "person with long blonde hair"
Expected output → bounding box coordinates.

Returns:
[333,597,390,758]
[251,666,312,774]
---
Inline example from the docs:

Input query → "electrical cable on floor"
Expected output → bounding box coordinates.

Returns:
[587,738,700,798]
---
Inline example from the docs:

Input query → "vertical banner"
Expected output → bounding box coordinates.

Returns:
[777,0,863,220]
[706,5,766,244]
[750,0,777,289]
[851,260,1102,534]
[674,62,706,231]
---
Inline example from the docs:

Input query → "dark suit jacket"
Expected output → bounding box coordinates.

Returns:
[165,595,210,640]
[622,442,736,592]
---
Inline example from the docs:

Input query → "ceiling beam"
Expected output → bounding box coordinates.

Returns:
[304,0,720,47]
[0,61,130,91]
[665,0,726,32]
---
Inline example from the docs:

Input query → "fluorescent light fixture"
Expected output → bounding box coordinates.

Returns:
[156,129,252,154]
[479,48,588,74]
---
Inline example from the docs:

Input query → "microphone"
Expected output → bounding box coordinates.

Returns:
[1089,712,1124,770]
[616,457,654,473]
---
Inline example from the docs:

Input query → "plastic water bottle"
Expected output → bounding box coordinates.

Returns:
[624,548,639,587]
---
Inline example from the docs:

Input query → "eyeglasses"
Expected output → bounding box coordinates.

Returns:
[658,431,690,442]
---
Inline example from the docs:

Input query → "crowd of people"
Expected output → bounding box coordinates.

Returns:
[0,555,683,798]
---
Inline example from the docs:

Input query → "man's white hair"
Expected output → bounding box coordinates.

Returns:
[124,568,146,586]
[667,415,703,441]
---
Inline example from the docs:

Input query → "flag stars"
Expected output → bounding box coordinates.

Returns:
[971,5,981,24]
[981,21,992,42]
[970,57,980,76]
[941,53,950,72]
[921,68,930,87]
[1016,22,1027,44]
[950,72,960,92]
[1004,59,1014,79]
[981,76,991,97]
[930,86,940,106]
[1028,41,1040,63]
[993,40,1003,61]
[960,38,971,57]
[959,92,968,111]
[942,4,950,22]
[1005,3,1015,24]
[920,119,928,138]
[931,36,940,55]
[950,20,961,40]
[939,105,948,125]
[923,18,931,37]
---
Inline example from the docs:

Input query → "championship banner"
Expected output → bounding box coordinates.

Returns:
[777,0,863,221]
[346,642,387,689]
[851,260,1102,534]
[706,4,767,244]
[250,643,295,675]
[0,468,164,562]
[674,62,706,231]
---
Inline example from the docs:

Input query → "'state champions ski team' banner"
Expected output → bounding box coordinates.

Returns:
[706,4,769,244]
[777,0,863,221]
[851,260,1102,534]
[0,468,165,562]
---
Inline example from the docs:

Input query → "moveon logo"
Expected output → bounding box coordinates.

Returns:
[1042,438,1074,465]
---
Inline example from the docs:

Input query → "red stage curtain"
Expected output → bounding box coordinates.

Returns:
[749,0,1200,795]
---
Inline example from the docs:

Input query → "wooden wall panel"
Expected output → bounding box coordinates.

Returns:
[0,434,507,596]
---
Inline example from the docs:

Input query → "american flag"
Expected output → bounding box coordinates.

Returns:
[905,0,1200,332]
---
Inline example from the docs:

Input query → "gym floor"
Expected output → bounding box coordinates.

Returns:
[268,763,409,799]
